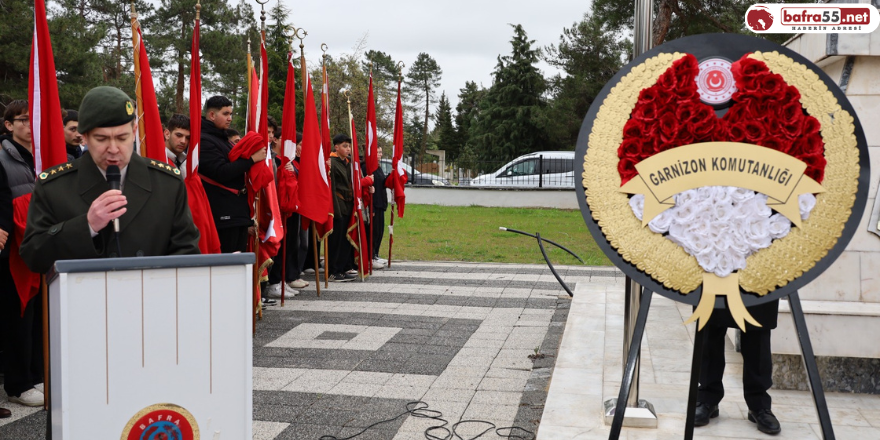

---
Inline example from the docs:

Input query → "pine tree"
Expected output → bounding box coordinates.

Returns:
[540,12,628,150]
[404,53,442,161]
[453,81,485,163]
[470,24,547,165]
[432,92,456,162]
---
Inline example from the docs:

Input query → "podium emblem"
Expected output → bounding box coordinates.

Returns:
[121,403,199,440]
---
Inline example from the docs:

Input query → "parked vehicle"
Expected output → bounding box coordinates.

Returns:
[379,159,450,186]
[468,151,575,188]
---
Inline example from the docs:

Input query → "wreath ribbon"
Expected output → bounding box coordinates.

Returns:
[620,142,825,228]
[684,273,762,331]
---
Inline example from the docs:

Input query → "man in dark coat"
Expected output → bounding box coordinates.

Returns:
[362,146,388,270]
[695,300,780,435]
[327,134,356,282]
[63,109,83,161]
[20,86,201,274]
[198,95,266,253]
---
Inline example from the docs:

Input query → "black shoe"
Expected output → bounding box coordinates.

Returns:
[0,407,10,419]
[748,409,781,435]
[329,273,354,282]
[261,297,277,306]
[694,401,719,427]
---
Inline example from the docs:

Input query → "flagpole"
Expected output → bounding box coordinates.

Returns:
[130,2,146,157]
[321,44,331,289]
[387,62,404,268]
[311,224,321,297]
[253,0,269,328]
[367,63,375,275]
[344,90,366,282]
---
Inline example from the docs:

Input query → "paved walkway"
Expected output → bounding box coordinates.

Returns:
[539,280,880,439]
[0,261,605,439]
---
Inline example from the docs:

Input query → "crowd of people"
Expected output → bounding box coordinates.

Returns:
[0,89,393,417]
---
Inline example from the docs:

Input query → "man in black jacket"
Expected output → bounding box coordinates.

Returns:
[63,109,83,161]
[198,95,266,253]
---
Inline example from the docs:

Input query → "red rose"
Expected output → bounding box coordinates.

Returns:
[618,138,642,159]
[692,116,718,140]
[638,138,657,156]
[675,86,698,101]
[778,101,805,126]
[638,87,660,104]
[675,102,696,122]
[764,117,782,137]
[658,112,679,145]
[677,125,696,146]
[618,157,638,184]
[658,70,677,90]
[803,116,821,136]
[743,119,765,142]
[802,154,826,183]
[804,132,825,155]
[727,121,747,142]
[632,101,659,122]
[783,85,801,103]
[731,56,768,82]
[758,73,786,98]
[787,137,810,156]
[760,137,784,152]
[673,55,699,86]
[692,105,716,128]
[623,118,647,139]
[723,103,747,125]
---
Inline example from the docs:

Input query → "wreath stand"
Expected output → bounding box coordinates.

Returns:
[607,287,836,440]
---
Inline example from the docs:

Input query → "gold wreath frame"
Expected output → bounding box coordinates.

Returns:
[582,51,859,295]
[119,403,200,440]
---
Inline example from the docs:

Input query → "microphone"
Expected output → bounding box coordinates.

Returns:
[106,165,122,233]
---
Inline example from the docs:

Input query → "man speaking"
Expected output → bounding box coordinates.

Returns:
[20,86,200,273]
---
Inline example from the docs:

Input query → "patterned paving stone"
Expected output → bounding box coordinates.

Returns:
[0,261,592,439]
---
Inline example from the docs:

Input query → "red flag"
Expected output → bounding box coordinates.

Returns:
[277,52,299,215]
[12,0,68,314]
[29,0,67,175]
[298,73,333,236]
[365,71,379,175]
[257,31,269,149]
[386,81,408,217]
[320,63,332,166]
[348,112,371,277]
[186,12,220,255]
[280,52,298,161]
[132,23,167,163]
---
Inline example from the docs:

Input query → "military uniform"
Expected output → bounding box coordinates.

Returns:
[20,152,200,274]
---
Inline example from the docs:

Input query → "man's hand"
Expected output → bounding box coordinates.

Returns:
[0,227,8,250]
[369,186,375,194]
[284,162,294,173]
[251,147,267,163]
[87,190,127,232]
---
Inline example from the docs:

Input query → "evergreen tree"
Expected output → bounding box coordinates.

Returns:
[592,0,796,46]
[432,92,456,161]
[0,0,38,105]
[540,13,628,150]
[452,81,485,163]
[403,52,442,161]
[404,115,425,159]
[470,24,546,166]
[362,50,399,149]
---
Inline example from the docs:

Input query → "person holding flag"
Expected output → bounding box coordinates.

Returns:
[327,134,358,282]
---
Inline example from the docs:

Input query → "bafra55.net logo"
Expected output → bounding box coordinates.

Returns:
[746,3,879,33]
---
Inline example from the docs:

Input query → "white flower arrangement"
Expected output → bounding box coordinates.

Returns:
[630,187,816,277]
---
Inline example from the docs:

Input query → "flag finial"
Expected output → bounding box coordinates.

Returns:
[130,0,137,20]
[321,43,329,65]
[294,27,307,58]
[257,0,268,31]
[195,0,201,20]
[396,61,405,82]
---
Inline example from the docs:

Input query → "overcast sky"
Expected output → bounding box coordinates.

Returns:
[275,0,592,111]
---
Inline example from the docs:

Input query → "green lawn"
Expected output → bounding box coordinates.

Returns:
[374,205,612,266]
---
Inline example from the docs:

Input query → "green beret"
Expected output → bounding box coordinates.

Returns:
[78,86,136,134]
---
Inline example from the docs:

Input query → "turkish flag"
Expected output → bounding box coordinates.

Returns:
[298,73,334,236]
[348,115,372,277]
[365,72,379,175]
[277,52,298,215]
[320,63,332,169]
[386,81,408,217]
[185,15,220,254]
[132,24,167,163]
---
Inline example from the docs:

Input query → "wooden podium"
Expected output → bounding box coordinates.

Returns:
[47,254,254,440]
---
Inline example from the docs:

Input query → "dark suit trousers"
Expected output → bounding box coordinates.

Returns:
[0,262,43,397]
[268,214,308,284]
[328,215,353,275]
[217,226,249,254]
[698,323,773,411]
[372,209,386,259]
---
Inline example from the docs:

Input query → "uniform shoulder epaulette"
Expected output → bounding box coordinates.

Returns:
[147,159,182,178]
[38,161,76,182]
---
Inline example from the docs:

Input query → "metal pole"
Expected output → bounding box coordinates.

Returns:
[604,0,657,429]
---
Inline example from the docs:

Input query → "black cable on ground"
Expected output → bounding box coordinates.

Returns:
[500,227,578,297]
[498,227,584,264]
[318,400,535,440]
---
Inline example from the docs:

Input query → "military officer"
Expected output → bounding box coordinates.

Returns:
[20,86,200,274]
